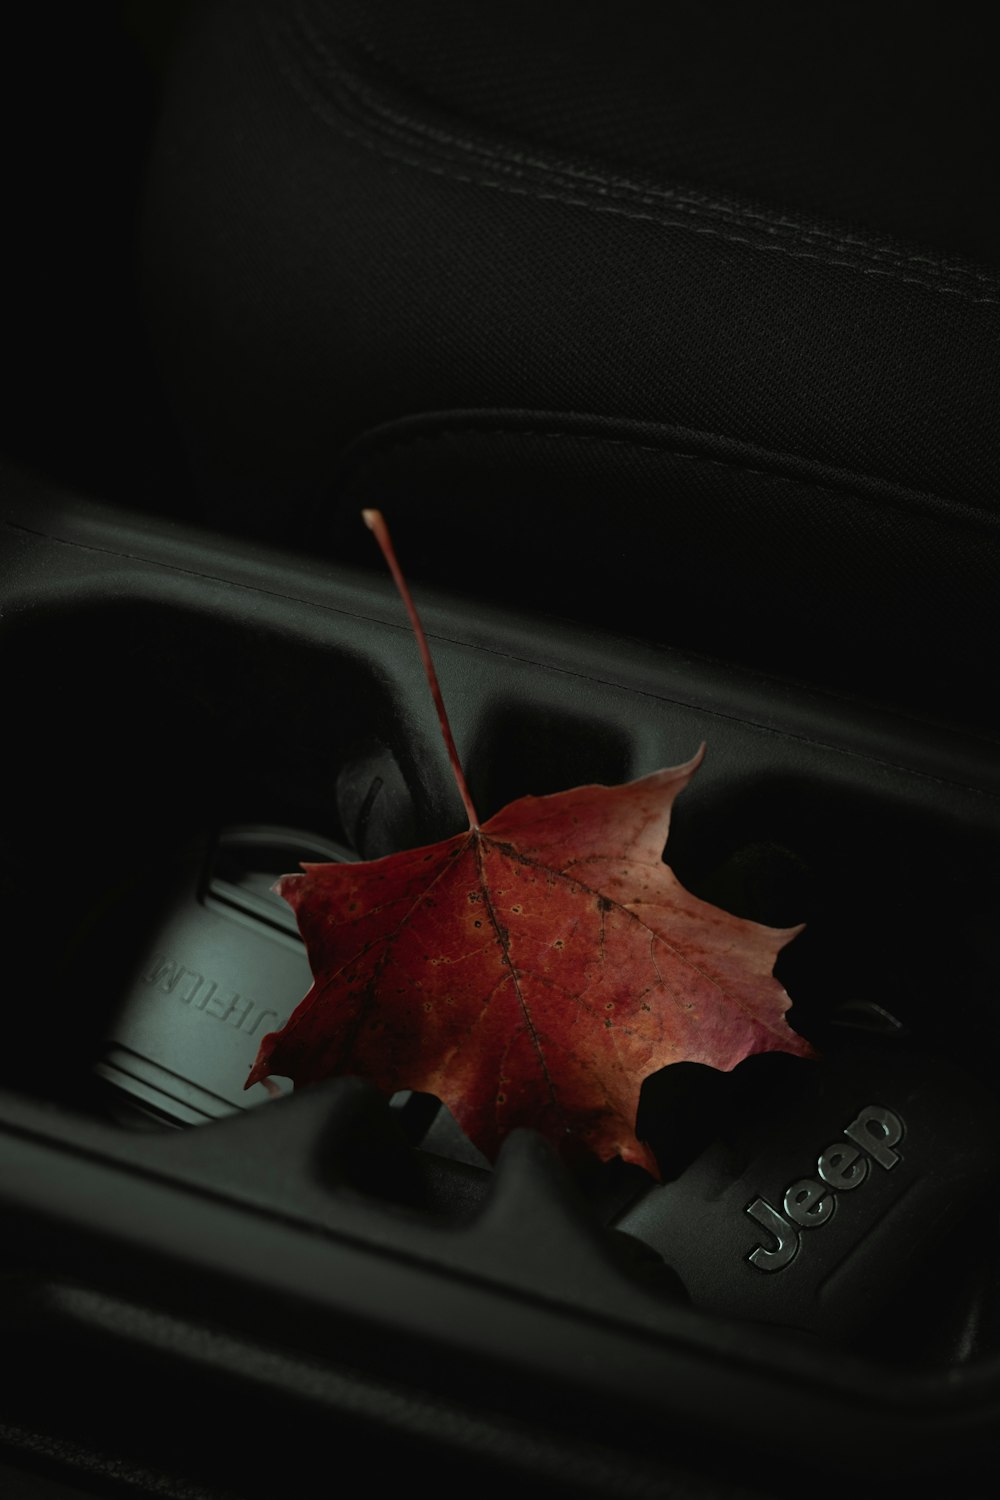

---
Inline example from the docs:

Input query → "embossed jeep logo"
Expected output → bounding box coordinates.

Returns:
[744,1104,905,1272]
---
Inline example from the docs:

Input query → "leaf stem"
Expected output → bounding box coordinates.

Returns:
[363,509,480,831]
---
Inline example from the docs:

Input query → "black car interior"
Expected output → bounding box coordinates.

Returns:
[3,4,999,1497]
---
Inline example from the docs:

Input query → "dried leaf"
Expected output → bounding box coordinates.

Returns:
[248,757,809,1173]
[247,512,812,1173]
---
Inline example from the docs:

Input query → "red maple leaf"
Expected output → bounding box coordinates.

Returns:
[247,513,813,1174]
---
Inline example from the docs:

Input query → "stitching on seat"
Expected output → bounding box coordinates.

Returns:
[291,6,995,283]
[271,5,1000,307]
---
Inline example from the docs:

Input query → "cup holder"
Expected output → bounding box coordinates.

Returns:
[3,500,1000,1489]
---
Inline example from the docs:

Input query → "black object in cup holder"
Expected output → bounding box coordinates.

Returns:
[616,1045,1000,1340]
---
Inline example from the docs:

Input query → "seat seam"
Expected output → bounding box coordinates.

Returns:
[339,422,1000,541]
[292,5,997,285]
[268,4,1000,307]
